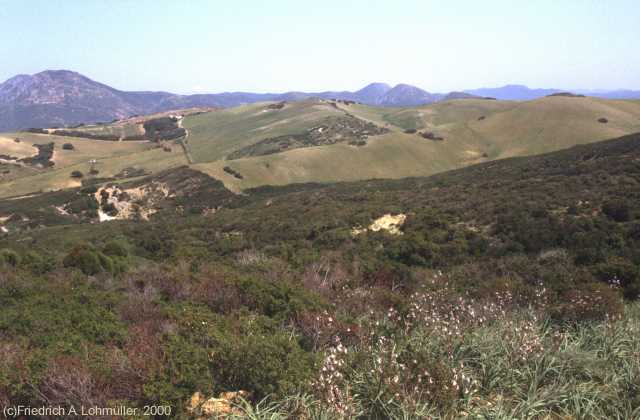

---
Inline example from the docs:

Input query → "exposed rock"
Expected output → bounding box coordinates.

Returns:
[93,182,173,222]
[187,390,249,418]
[352,213,407,236]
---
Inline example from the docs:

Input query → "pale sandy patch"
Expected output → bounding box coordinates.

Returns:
[352,213,407,236]
[0,137,38,158]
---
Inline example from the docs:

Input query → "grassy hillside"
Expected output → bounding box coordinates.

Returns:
[193,131,460,191]
[183,101,347,162]
[2,97,640,197]
[189,97,640,190]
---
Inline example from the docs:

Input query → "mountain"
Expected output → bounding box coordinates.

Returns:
[440,91,487,101]
[2,70,640,132]
[377,84,442,107]
[353,82,392,104]
[465,85,640,101]
[0,70,294,132]
[464,84,562,100]
[587,90,640,100]
[0,70,163,131]
[0,71,438,131]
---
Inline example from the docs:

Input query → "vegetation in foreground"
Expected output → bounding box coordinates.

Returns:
[1,133,640,418]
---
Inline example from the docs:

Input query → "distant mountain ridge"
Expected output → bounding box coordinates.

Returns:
[1,70,639,132]
[464,84,640,101]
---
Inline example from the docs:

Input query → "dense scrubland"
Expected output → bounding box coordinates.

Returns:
[1,133,640,418]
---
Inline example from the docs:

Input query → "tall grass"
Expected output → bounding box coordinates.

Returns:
[227,301,640,419]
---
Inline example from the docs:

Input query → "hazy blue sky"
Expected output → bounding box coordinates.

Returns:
[1,0,638,93]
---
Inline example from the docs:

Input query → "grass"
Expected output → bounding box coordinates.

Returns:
[3,97,640,197]
[219,302,640,419]
[59,121,144,138]
[183,100,345,163]
[190,97,640,191]
[0,145,186,198]
[192,131,461,191]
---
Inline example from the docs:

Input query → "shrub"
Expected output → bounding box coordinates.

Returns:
[0,249,20,267]
[548,283,623,323]
[102,202,118,216]
[66,196,99,214]
[209,330,316,400]
[62,143,75,150]
[103,239,130,258]
[80,185,99,194]
[594,257,640,300]
[602,200,631,222]
[598,117,608,123]
[70,170,84,178]
[62,244,114,275]
[404,128,417,134]
[420,131,444,141]
[41,356,104,409]
[223,166,244,179]
[21,251,55,274]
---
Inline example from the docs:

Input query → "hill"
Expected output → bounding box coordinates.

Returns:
[2,96,640,198]
[187,96,640,191]
[1,131,639,417]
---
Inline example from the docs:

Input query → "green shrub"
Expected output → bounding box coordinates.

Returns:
[209,331,316,400]
[66,196,98,214]
[595,257,640,300]
[80,185,99,194]
[21,251,55,274]
[0,249,20,267]
[62,244,115,275]
[103,239,130,258]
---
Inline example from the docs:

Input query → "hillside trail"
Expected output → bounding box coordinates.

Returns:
[176,117,194,164]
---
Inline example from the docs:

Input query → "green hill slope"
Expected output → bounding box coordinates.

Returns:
[2,97,640,197]
[188,97,640,190]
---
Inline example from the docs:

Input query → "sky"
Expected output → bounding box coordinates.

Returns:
[0,0,639,94]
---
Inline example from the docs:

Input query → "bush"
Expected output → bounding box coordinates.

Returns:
[0,249,20,267]
[62,244,114,275]
[62,143,75,150]
[594,257,640,300]
[602,200,631,222]
[223,166,244,179]
[209,329,316,400]
[70,170,84,178]
[80,185,99,194]
[420,131,444,141]
[598,117,608,123]
[103,239,130,258]
[21,251,55,274]
[548,283,623,323]
[66,196,99,214]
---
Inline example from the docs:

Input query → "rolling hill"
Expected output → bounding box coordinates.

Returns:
[186,96,640,191]
[1,95,640,198]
